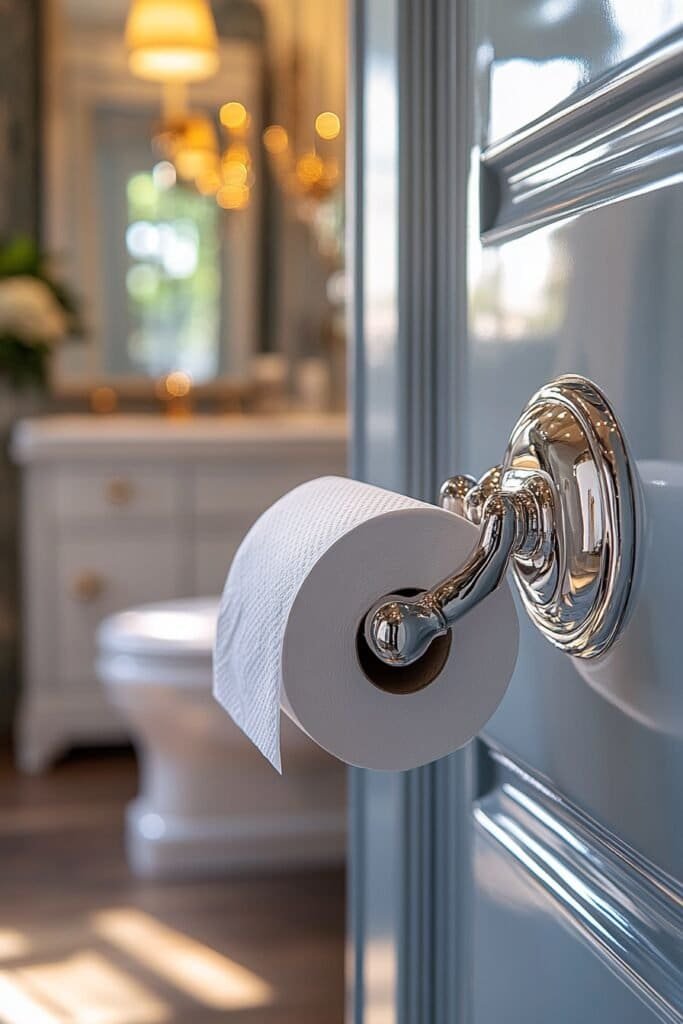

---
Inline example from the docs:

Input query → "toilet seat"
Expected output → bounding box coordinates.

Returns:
[97,598,218,689]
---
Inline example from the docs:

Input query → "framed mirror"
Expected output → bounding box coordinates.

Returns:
[44,0,263,393]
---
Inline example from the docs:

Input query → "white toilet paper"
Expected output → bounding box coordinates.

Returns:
[213,476,518,771]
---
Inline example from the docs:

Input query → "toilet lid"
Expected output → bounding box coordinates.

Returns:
[97,597,219,659]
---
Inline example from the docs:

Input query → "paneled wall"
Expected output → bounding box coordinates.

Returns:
[0,0,40,239]
[0,0,42,739]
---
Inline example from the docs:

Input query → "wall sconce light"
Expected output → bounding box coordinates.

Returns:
[125,0,219,84]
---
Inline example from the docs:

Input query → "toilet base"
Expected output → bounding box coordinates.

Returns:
[127,796,346,878]
[96,597,347,880]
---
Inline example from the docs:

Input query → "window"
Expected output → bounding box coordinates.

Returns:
[96,107,224,381]
[125,166,221,381]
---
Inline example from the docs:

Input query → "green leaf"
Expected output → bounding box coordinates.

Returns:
[0,235,40,277]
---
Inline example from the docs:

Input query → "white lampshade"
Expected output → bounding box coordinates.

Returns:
[125,0,219,83]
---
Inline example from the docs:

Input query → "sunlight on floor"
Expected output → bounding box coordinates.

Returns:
[0,751,343,1024]
[0,910,273,1023]
[0,972,61,1024]
[0,952,168,1024]
[0,931,30,961]
[92,908,274,1011]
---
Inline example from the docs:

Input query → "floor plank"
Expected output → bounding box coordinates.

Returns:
[0,749,345,1024]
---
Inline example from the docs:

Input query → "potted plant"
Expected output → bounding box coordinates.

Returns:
[0,235,80,394]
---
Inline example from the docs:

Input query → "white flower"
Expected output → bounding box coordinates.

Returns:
[0,275,69,346]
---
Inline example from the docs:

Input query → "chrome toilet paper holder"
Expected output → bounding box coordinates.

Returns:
[364,375,639,669]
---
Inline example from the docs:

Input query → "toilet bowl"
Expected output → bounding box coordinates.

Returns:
[96,598,346,878]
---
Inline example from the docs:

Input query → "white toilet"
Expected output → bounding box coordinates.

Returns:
[96,597,346,878]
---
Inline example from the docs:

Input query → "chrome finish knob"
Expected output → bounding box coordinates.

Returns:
[439,475,477,518]
[365,594,447,667]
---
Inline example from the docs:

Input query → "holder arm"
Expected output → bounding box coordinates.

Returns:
[364,492,520,668]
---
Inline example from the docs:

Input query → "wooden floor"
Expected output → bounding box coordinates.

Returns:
[0,749,345,1024]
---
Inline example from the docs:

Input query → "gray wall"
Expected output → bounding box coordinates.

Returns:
[0,0,42,741]
[0,0,40,240]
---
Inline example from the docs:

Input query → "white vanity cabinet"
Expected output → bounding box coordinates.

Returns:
[12,415,347,772]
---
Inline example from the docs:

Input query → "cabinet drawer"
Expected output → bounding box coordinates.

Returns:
[194,454,345,520]
[193,529,251,594]
[54,468,179,523]
[56,533,181,686]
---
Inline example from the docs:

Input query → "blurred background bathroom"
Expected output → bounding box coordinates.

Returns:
[0,2,348,1021]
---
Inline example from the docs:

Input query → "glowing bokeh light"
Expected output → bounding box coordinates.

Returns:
[315,111,341,141]
[219,101,248,130]
[262,124,288,156]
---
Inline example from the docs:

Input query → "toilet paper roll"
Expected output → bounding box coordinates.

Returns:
[213,476,519,772]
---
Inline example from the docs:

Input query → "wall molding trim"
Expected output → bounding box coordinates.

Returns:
[348,0,472,1020]
[475,747,683,1023]
[481,29,683,244]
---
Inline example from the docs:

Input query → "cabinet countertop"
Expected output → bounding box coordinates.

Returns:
[11,413,349,463]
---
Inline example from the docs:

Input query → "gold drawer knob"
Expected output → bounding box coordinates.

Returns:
[105,478,134,506]
[70,570,106,603]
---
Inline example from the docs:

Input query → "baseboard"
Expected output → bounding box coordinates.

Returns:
[126,798,347,878]
[15,691,128,773]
